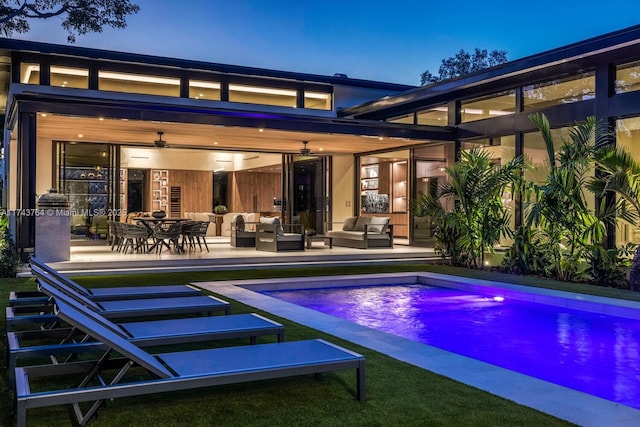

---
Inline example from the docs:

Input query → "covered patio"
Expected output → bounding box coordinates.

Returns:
[36,238,439,275]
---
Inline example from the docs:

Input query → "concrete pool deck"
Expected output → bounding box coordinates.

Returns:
[195,272,640,427]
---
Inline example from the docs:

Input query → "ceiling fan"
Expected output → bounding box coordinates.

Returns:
[154,131,168,148]
[299,140,311,156]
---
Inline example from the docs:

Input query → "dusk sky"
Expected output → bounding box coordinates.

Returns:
[17,0,640,86]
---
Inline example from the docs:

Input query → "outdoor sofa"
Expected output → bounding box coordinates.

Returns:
[326,216,393,249]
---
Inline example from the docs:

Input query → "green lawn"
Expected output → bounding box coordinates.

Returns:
[5,262,630,426]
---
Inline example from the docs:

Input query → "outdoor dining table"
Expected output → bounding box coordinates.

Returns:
[131,217,190,253]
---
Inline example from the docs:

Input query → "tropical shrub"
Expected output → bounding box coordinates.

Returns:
[0,213,22,277]
[411,146,522,269]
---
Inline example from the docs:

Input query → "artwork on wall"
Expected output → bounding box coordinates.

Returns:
[361,193,389,213]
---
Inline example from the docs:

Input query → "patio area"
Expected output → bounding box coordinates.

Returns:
[36,237,438,275]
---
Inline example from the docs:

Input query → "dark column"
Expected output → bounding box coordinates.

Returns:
[595,63,616,249]
[16,112,37,258]
[514,133,524,228]
[180,76,189,98]
[220,82,229,102]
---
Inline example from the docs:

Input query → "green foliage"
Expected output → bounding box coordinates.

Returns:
[0,0,140,43]
[214,204,228,214]
[411,147,522,269]
[524,113,610,282]
[585,243,635,289]
[500,225,551,276]
[420,48,508,85]
[0,214,22,277]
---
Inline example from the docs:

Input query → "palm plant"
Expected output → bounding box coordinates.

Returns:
[412,146,522,269]
[526,114,609,280]
[589,145,640,288]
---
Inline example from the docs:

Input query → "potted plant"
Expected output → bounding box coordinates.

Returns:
[214,205,228,215]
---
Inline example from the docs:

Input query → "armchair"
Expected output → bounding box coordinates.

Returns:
[230,214,257,247]
[255,217,305,252]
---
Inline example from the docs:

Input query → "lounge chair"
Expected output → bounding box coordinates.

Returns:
[6,273,230,330]
[7,283,284,388]
[14,294,365,426]
[9,257,203,306]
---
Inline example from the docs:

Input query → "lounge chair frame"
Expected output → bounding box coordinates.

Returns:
[9,257,202,306]
[14,296,365,426]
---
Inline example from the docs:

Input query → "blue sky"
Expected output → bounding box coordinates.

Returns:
[19,0,640,85]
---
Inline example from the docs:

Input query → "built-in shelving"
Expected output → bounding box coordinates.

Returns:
[151,169,169,212]
[392,161,407,212]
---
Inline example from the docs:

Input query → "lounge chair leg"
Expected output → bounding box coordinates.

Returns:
[357,362,366,402]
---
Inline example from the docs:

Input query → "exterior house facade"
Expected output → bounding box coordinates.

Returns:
[2,24,640,257]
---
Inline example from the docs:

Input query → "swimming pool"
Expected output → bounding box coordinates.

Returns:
[200,272,640,426]
[261,283,640,410]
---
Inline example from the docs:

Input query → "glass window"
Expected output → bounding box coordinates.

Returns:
[20,62,39,84]
[615,117,640,246]
[523,72,595,111]
[417,105,448,126]
[228,84,297,107]
[304,91,332,110]
[189,80,221,100]
[50,66,88,89]
[388,113,414,124]
[98,70,180,97]
[461,90,516,123]
[615,61,640,94]
[523,127,570,184]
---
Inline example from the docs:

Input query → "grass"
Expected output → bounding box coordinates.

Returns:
[5,262,632,426]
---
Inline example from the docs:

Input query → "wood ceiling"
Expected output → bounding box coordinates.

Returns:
[35,113,430,155]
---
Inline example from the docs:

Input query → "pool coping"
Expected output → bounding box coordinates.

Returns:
[194,272,640,427]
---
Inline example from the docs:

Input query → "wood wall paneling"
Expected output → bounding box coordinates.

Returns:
[230,171,282,213]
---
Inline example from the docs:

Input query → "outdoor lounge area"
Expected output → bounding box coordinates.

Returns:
[6,259,365,426]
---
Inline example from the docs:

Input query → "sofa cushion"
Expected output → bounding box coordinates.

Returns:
[232,214,245,232]
[260,216,284,235]
[368,216,389,234]
[354,216,371,231]
[342,216,358,231]
[245,213,256,231]
[327,230,390,241]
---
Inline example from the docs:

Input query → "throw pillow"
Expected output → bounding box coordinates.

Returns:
[342,216,358,231]
[354,216,371,231]
[368,216,389,233]
[233,214,245,232]
[260,216,284,235]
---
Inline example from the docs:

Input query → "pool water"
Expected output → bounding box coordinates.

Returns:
[262,284,640,409]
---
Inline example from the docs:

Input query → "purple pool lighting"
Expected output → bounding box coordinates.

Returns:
[262,284,640,409]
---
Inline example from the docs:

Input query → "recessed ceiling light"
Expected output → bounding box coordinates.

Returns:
[213,142,218,145]
[98,117,104,121]
[77,134,83,138]
[40,113,47,117]
[259,128,264,132]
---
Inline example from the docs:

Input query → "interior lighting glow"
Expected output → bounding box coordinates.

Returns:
[189,80,221,89]
[50,66,88,77]
[98,71,180,85]
[493,296,505,302]
[229,84,296,97]
[305,92,330,99]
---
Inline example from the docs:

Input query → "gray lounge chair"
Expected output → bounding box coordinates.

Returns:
[7,283,284,388]
[14,294,365,426]
[6,272,230,330]
[9,257,202,306]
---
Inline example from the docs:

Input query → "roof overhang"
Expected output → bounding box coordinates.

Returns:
[341,24,640,120]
